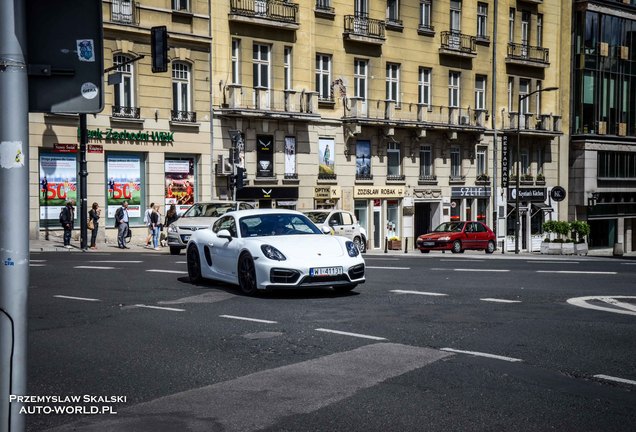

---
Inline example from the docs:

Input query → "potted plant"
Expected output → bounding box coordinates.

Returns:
[570,220,590,255]
[542,220,562,254]
[387,236,402,250]
[536,173,546,184]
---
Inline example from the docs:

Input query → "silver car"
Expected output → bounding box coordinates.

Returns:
[167,200,253,255]
[303,209,366,253]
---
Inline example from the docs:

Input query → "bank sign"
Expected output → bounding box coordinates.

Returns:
[78,127,174,144]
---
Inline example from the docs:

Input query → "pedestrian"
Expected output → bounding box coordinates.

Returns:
[59,199,75,249]
[161,204,178,247]
[115,201,130,249]
[88,202,101,249]
[143,202,154,247]
[150,204,161,250]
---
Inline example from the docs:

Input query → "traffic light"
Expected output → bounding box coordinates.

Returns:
[151,26,169,73]
[235,167,245,190]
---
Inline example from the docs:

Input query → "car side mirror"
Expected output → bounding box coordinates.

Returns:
[217,229,232,240]
[321,226,331,235]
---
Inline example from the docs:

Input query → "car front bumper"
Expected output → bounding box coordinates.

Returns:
[253,258,366,290]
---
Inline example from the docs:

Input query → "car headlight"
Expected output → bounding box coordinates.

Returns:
[438,236,451,241]
[261,244,286,261]
[345,241,359,257]
[168,225,178,233]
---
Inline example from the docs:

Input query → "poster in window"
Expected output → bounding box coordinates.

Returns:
[284,136,296,176]
[165,158,195,214]
[318,138,335,175]
[106,154,142,218]
[356,140,371,177]
[257,135,274,177]
[39,153,77,221]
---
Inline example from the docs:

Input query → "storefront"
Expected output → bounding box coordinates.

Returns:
[506,187,553,251]
[353,186,405,250]
[313,186,341,209]
[236,186,299,209]
[450,186,491,224]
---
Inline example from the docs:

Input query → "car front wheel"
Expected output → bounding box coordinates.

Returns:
[485,241,496,254]
[353,236,366,253]
[187,244,202,284]
[451,240,462,254]
[238,253,258,296]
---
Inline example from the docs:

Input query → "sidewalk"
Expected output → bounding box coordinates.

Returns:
[29,232,168,253]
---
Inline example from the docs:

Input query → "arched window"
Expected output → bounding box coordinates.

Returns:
[113,55,135,115]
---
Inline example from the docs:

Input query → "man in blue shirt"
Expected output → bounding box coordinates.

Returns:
[115,201,130,249]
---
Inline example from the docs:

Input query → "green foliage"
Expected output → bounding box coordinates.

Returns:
[542,220,557,234]
[569,220,590,243]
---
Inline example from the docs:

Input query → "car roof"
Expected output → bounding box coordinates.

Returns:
[227,209,305,218]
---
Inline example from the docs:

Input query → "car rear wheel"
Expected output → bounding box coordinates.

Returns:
[353,236,365,253]
[170,246,181,255]
[238,253,258,296]
[186,244,202,284]
[334,284,357,293]
[485,241,496,254]
[451,240,462,254]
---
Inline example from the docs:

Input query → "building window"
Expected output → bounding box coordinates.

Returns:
[386,63,400,105]
[420,0,431,29]
[520,149,530,176]
[231,39,241,85]
[420,144,432,177]
[387,141,401,177]
[113,55,134,109]
[509,8,515,43]
[172,0,189,12]
[172,62,191,113]
[450,0,461,33]
[477,3,488,39]
[535,80,543,114]
[387,200,400,239]
[387,0,399,23]
[507,77,514,112]
[521,11,530,48]
[284,46,292,90]
[475,75,486,110]
[537,14,543,47]
[448,71,460,108]
[354,59,367,101]
[418,67,431,106]
[519,79,530,113]
[450,146,461,177]
[253,43,270,90]
[598,152,636,179]
[316,54,332,101]
[536,146,545,175]
[476,146,487,176]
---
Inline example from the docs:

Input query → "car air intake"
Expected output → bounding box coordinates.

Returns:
[270,268,301,284]
[348,264,365,280]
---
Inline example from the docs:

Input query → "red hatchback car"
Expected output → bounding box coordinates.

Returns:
[416,221,496,254]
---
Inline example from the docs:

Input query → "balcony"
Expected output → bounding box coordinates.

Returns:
[229,0,299,30]
[417,24,435,36]
[110,0,138,25]
[506,43,550,68]
[343,15,386,45]
[439,31,476,58]
[216,85,320,121]
[111,106,141,120]
[418,174,437,185]
[504,111,562,135]
[171,110,197,123]
[314,0,335,18]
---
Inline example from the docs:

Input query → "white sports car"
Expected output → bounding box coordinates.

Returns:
[186,209,366,295]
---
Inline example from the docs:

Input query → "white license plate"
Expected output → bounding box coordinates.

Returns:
[310,266,343,277]
[423,241,435,247]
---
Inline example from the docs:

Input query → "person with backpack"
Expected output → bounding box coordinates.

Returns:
[59,200,75,249]
[115,201,130,249]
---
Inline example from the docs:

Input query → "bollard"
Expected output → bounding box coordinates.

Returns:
[384,237,388,253]
[404,237,408,253]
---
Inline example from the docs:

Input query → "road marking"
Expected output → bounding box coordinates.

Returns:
[567,296,636,316]
[58,343,450,431]
[537,270,616,275]
[146,269,188,274]
[440,348,523,363]
[175,261,187,264]
[364,257,400,260]
[480,298,522,303]
[30,259,46,263]
[73,266,115,270]
[620,262,636,265]
[54,295,101,302]
[220,315,277,324]
[29,264,46,267]
[390,290,448,296]
[440,259,485,262]
[90,260,143,263]
[160,292,235,305]
[315,328,387,341]
[431,268,509,272]
[528,260,579,264]
[366,266,411,270]
[593,374,636,386]
[132,304,185,312]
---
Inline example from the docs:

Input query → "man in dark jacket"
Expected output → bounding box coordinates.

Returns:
[60,199,75,248]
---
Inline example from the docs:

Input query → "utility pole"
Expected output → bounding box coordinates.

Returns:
[0,0,29,430]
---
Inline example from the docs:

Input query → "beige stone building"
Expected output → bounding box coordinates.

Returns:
[212,0,571,252]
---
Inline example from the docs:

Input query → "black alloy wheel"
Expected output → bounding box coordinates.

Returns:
[353,236,365,253]
[187,244,202,284]
[238,253,258,296]
[451,240,462,254]
[485,241,496,254]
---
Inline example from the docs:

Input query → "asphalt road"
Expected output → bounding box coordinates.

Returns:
[24,250,636,431]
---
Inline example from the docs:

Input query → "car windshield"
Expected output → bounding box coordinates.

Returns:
[239,214,322,237]
[182,203,234,218]
[303,212,329,224]
[433,222,465,232]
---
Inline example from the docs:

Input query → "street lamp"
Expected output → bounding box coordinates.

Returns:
[515,86,558,254]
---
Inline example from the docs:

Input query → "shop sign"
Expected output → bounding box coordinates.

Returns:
[53,143,78,153]
[507,187,547,202]
[87,144,103,153]
[354,186,405,199]
[314,186,341,199]
[451,187,491,198]
[237,187,299,200]
[501,135,509,188]
[550,186,566,202]
[79,127,174,144]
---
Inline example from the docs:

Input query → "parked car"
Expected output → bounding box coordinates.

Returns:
[167,200,253,255]
[185,209,366,295]
[302,209,367,252]
[416,221,496,254]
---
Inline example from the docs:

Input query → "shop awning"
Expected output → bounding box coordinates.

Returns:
[531,203,553,216]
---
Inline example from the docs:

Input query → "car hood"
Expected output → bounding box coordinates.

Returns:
[257,234,347,258]
[173,217,218,229]
[418,232,458,240]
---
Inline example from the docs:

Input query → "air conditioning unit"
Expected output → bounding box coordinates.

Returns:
[459,115,469,125]
[216,155,232,175]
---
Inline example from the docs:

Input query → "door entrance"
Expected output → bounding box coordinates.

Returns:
[414,202,432,244]
[373,207,381,249]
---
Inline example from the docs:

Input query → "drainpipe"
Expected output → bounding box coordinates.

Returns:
[208,0,215,199]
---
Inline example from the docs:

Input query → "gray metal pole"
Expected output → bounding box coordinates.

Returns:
[515,95,521,255]
[79,114,88,250]
[0,0,29,430]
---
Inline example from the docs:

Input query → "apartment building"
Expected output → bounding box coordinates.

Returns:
[570,0,636,253]
[29,0,212,241]
[212,0,570,251]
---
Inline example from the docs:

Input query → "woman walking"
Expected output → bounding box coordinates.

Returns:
[88,202,101,249]
[150,204,161,250]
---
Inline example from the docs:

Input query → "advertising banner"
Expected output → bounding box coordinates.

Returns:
[257,135,274,177]
[106,155,141,218]
[356,140,371,177]
[165,158,195,213]
[284,137,296,176]
[318,138,335,176]
[39,153,77,221]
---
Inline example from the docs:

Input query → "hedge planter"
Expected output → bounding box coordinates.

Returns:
[574,242,588,256]
[547,242,562,255]
[540,241,550,254]
[561,242,575,255]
